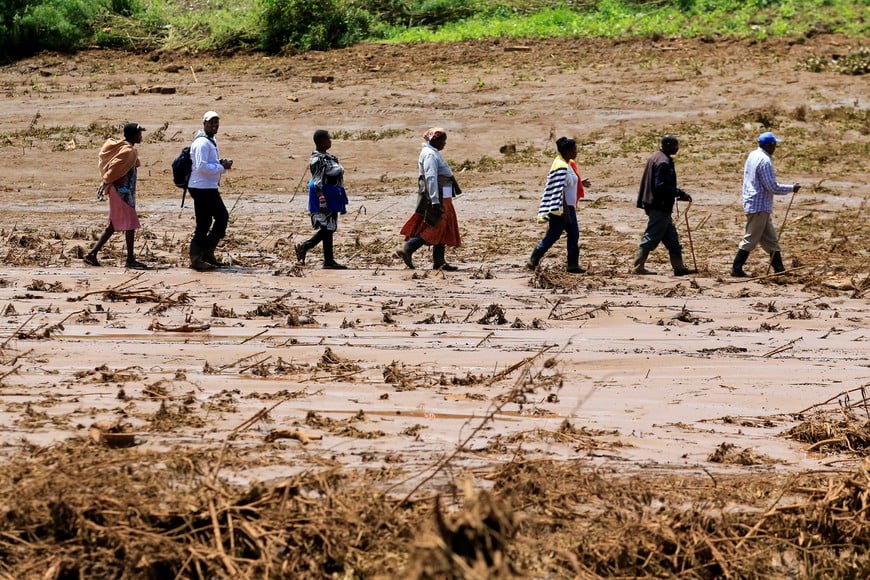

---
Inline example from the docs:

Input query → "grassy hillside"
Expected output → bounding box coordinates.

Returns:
[1,0,868,60]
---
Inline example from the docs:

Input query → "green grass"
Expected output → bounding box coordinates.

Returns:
[1,0,868,60]
[379,1,869,43]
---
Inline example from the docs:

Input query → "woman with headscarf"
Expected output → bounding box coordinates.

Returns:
[395,127,462,271]
[295,129,349,269]
[527,136,590,273]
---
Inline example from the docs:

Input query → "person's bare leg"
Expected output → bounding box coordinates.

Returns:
[124,230,135,262]
[124,230,150,269]
[85,224,115,266]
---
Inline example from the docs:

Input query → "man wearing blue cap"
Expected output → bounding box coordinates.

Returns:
[731,132,801,277]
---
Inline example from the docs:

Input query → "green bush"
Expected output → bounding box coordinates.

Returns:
[108,0,138,16]
[1,0,868,61]
[0,0,28,58]
[1,0,119,57]
[259,0,372,53]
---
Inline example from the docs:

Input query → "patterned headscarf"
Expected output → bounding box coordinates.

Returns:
[423,127,447,144]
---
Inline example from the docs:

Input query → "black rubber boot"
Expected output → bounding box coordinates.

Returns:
[731,249,750,278]
[189,240,215,271]
[322,232,347,270]
[566,246,585,274]
[202,244,224,268]
[669,251,696,276]
[770,251,785,273]
[395,237,425,269]
[125,258,151,270]
[432,244,458,271]
[527,247,546,270]
[633,247,655,275]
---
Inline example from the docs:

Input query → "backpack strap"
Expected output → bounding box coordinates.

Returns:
[192,134,217,147]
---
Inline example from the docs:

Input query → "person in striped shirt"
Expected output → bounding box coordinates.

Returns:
[527,136,590,273]
[731,132,801,277]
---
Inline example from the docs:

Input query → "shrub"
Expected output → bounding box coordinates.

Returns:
[0,0,30,59]
[1,0,117,57]
[108,0,138,16]
[258,0,372,53]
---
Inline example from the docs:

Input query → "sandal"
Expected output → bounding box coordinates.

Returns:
[83,253,100,267]
[125,259,152,270]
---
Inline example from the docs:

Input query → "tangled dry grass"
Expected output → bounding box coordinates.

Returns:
[1,441,869,578]
[786,385,870,457]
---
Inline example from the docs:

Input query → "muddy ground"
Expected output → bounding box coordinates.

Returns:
[0,35,868,576]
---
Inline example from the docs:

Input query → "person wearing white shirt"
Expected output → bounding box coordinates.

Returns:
[188,111,233,270]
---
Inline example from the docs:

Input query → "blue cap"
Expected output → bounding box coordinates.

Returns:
[758,131,782,145]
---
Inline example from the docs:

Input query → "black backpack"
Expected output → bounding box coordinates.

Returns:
[172,135,215,208]
[171,146,192,190]
[172,147,193,189]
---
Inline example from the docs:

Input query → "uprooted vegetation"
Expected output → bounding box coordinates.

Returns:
[1,441,869,578]
[797,47,870,75]
[21,343,870,577]
[785,385,870,457]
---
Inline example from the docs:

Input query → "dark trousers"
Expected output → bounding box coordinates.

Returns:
[300,226,337,263]
[300,226,331,251]
[535,206,579,263]
[639,208,681,253]
[189,188,228,248]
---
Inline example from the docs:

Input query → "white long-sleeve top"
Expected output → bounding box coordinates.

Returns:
[419,144,453,205]
[188,131,225,189]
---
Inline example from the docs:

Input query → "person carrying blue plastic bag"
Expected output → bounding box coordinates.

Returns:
[295,129,350,269]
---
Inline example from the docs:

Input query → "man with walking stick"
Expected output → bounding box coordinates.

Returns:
[731,132,801,278]
[633,135,696,276]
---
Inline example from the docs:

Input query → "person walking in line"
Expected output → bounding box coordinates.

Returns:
[731,132,801,277]
[188,111,233,271]
[295,129,349,269]
[84,123,151,270]
[528,136,591,273]
[396,127,462,271]
[633,134,695,276]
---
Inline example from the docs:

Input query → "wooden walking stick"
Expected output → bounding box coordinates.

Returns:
[682,199,698,272]
[766,186,798,275]
[288,166,309,206]
[228,189,244,216]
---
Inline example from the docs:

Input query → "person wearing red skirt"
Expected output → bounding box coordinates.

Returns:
[396,127,462,271]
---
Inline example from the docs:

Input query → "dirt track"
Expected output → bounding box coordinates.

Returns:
[0,35,867,486]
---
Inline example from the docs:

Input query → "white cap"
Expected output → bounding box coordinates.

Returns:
[203,111,220,122]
